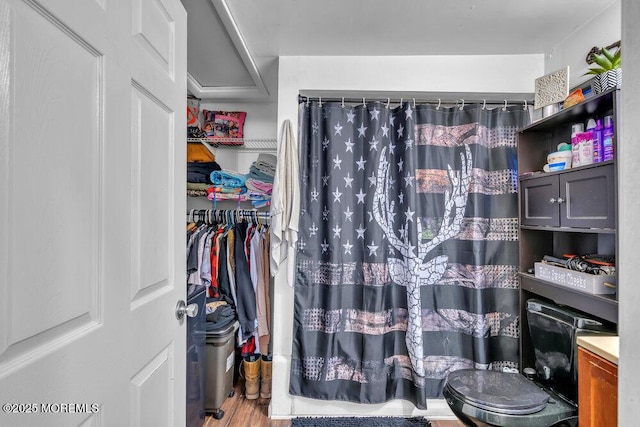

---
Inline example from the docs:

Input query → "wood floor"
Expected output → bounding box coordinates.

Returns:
[204,379,465,427]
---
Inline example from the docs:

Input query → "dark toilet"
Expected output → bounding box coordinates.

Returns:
[443,299,612,427]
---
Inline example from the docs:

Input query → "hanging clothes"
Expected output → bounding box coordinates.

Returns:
[186,210,272,351]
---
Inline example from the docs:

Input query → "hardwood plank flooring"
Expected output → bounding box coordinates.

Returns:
[204,380,465,427]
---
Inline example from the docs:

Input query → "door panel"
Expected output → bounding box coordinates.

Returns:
[520,175,559,226]
[561,164,615,229]
[130,344,174,427]
[578,347,618,427]
[132,0,176,78]
[1,0,102,354]
[130,83,173,308]
[0,0,186,426]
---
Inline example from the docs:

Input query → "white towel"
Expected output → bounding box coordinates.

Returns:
[269,119,300,286]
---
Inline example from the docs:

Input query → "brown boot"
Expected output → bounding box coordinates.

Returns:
[242,354,260,400]
[260,354,272,399]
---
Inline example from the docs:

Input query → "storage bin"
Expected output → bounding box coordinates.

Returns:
[534,262,616,295]
[205,320,239,419]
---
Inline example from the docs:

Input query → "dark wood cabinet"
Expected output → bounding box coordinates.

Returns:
[517,89,619,377]
[521,163,615,229]
[578,347,618,426]
[521,174,558,226]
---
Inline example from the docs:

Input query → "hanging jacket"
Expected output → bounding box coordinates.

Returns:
[234,223,257,341]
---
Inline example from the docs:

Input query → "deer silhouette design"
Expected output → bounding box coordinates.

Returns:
[373,145,472,378]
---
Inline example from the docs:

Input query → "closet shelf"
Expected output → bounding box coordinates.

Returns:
[188,137,277,150]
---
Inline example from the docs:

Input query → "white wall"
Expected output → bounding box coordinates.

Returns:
[272,54,544,420]
[618,0,638,424]
[544,1,621,88]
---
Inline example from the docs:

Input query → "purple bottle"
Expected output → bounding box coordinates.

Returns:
[592,119,603,163]
[602,115,614,161]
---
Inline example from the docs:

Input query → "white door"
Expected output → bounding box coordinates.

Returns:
[0,0,187,426]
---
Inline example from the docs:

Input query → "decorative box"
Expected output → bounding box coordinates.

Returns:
[534,262,616,295]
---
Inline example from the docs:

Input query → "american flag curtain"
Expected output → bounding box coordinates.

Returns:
[289,100,530,408]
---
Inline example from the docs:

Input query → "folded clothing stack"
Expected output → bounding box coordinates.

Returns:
[187,143,221,196]
[245,153,277,207]
[209,169,247,188]
[188,162,221,184]
[208,159,275,208]
[248,153,277,181]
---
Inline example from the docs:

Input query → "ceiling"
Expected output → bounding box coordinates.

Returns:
[182,0,618,102]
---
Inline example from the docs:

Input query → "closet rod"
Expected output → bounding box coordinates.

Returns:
[298,95,533,108]
[188,209,270,224]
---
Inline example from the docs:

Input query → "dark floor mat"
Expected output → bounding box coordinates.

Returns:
[291,417,431,427]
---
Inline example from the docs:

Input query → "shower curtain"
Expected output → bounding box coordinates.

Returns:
[289,99,530,408]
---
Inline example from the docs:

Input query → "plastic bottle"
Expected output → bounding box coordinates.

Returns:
[602,115,615,161]
[571,123,584,168]
[592,119,604,163]
[580,131,594,165]
[579,119,595,166]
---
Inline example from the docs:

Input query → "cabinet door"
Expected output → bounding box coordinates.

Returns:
[521,175,559,226]
[561,164,615,229]
[578,347,617,427]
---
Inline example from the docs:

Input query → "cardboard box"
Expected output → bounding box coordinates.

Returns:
[534,262,616,295]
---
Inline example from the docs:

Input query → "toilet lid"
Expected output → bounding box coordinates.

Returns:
[445,369,549,415]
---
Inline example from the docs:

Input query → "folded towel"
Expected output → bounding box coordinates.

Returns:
[255,153,277,173]
[248,166,274,183]
[210,170,247,188]
[207,186,245,196]
[246,178,273,195]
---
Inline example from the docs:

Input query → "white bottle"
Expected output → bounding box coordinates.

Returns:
[571,123,583,168]
[580,131,594,166]
[580,119,596,166]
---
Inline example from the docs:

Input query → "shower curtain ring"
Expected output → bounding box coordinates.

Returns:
[503,100,508,111]
[400,98,403,106]
[319,96,322,107]
[436,99,441,110]
[386,98,390,109]
[523,100,528,110]
[306,97,310,107]
[413,98,416,108]
[362,97,366,106]
[482,99,487,110]
[341,97,345,107]
[459,99,465,110]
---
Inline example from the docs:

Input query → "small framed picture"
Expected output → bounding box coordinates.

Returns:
[534,66,570,110]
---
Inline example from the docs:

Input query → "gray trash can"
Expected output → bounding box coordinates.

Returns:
[205,320,239,420]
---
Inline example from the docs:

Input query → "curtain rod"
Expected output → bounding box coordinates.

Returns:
[298,95,533,109]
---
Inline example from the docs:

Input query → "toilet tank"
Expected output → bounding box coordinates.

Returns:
[526,299,612,403]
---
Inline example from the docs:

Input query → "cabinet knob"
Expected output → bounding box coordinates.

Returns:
[549,198,556,203]
[557,197,565,204]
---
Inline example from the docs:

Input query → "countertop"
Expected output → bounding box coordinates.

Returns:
[577,335,619,365]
